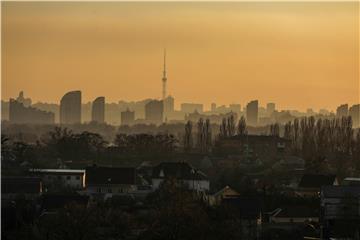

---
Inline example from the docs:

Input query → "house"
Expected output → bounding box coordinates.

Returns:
[321,185,360,238]
[1,177,42,200]
[208,185,240,206]
[296,174,338,197]
[269,206,319,223]
[29,169,85,191]
[342,177,360,186]
[85,166,137,198]
[152,162,209,192]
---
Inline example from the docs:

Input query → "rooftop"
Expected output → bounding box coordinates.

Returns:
[298,174,336,189]
[152,162,208,180]
[86,166,136,185]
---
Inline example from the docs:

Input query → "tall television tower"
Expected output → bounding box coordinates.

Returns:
[162,49,167,100]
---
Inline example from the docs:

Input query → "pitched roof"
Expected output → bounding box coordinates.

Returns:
[298,174,336,188]
[2,177,41,194]
[213,185,240,198]
[321,185,360,198]
[272,206,319,218]
[86,166,136,185]
[152,162,208,180]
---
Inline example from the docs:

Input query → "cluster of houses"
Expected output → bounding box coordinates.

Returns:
[2,161,360,239]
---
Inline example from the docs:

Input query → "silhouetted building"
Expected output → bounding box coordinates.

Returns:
[349,104,360,127]
[246,100,258,126]
[16,91,32,107]
[121,108,135,126]
[267,103,275,116]
[91,97,105,123]
[336,104,348,118]
[2,100,10,121]
[211,103,216,112]
[229,104,241,114]
[9,99,54,124]
[85,166,137,196]
[163,95,174,120]
[185,111,237,125]
[297,174,338,197]
[60,90,81,124]
[145,100,163,125]
[181,103,203,114]
[321,186,360,238]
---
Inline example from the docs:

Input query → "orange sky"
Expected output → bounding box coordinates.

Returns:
[2,2,359,111]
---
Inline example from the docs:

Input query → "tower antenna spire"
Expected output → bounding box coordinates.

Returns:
[162,48,167,100]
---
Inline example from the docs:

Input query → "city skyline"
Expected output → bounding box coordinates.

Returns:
[2,2,359,112]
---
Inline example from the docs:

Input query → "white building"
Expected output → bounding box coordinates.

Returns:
[29,169,85,190]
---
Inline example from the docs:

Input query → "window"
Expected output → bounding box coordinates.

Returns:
[66,176,71,180]
[76,176,80,180]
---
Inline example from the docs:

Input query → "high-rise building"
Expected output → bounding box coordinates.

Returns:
[180,103,203,114]
[211,103,216,112]
[145,100,163,125]
[336,104,349,118]
[60,90,81,124]
[9,99,54,124]
[349,104,360,128]
[246,100,258,126]
[229,104,241,114]
[163,95,174,119]
[121,108,135,126]
[91,97,105,123]
[16,91,32,107]
[266,103,275,116]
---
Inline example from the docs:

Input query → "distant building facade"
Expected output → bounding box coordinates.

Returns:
[60,90,81,124]
[336,104,348,118]
[145,100,163,125]
[16,91,32,107]
[229,104,241,114]
[181,103,204,114]
[266,103,275,116]
[246,100,258,126]
[185,111,237,125]
[121,108,135,126]
[9,99,54,124]
[91,96,105,123]
[349,104,360,128]
[163,96,175,121]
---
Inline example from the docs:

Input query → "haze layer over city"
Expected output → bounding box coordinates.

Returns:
[1,2,360,240]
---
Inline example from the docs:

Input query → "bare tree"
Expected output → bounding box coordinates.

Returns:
[184,121,193,152]
[237,116,247,136]
[227,115,236,137]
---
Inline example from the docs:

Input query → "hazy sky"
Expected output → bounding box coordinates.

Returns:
[2,2,359,111]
